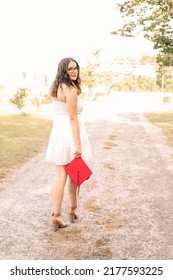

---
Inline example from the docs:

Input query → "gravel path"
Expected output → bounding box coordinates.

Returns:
[0,95,173,260]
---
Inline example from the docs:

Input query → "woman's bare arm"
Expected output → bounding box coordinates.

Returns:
[64,86,82,157]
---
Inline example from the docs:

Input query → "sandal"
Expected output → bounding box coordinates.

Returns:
[52,213,68,232]
[69,207,78,223]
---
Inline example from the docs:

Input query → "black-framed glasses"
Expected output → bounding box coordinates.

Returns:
[67,66,79,73]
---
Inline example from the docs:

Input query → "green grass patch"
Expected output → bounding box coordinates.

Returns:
[0,114,52,180]
[144,111,173,146]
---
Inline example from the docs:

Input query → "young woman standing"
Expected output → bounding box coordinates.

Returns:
[46,57,92,231]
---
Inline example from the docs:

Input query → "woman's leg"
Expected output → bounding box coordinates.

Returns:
[68,178,77,209]
[52,165,67,225]
[68,178,78,223]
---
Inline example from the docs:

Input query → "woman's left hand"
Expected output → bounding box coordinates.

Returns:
[74,143,82,158]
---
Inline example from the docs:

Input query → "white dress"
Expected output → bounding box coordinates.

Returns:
[45,98,92,165]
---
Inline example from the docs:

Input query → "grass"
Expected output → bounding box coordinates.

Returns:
[0,114,52,181]
[144,111,173,146]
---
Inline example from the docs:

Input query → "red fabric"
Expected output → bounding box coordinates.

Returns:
[65,157,92,187]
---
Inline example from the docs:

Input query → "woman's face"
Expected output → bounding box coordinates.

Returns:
[67,61,78,81]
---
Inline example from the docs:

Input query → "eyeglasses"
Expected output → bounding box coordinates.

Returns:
[67,66,78,73]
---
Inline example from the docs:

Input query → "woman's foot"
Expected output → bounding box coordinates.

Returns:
[52,213,68,231]
[69,207,78,223]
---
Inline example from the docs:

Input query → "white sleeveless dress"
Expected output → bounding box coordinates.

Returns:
[45,98,92,165]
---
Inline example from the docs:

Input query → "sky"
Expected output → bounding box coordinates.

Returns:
[0,0,156,78]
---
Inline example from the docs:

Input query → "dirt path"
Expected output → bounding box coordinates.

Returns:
[0,96,173,260]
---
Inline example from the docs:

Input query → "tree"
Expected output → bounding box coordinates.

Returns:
[80,49,101,96]
[9,88,28,114]
[98,71,119,95]
[136,75,157,91]
[112,0,173,67]
[139,55,156,65]
[80,64,97,96]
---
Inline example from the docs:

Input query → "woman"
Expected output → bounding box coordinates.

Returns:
[46,57,92,231]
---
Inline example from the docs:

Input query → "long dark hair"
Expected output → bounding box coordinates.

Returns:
[50,57,81,97]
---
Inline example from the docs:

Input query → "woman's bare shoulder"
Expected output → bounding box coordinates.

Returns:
[61,83,68,91]
[62,83,77,95]
[61,83,74,90]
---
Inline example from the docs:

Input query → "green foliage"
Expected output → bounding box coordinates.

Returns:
[31,96,44,111]
[31,97,42,109]
[81,49,101,95]
[31,94,52,110]
[157,52,173,67]
[156,69,173,92]
[42,93,52,104]
[9,89,28,114]
[162,95,170,102]
[81,64,97,93]
[112,0,173,67]
[136,76,157,91]
[140,55,156,64]
[112,74,158,92]
[97,71,119,95]
[164,74,173,92]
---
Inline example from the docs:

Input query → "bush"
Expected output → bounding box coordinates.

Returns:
[31,97,43,111]
[42,93,52,104]
[162,95,170,103]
